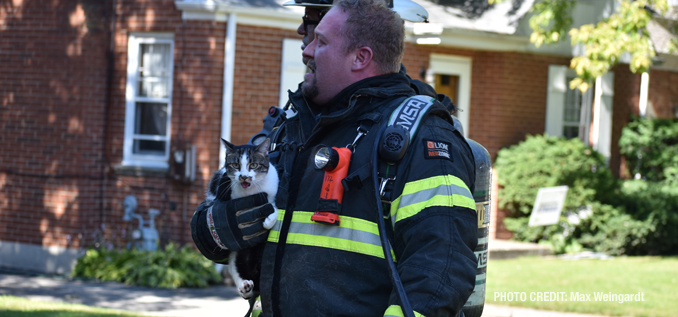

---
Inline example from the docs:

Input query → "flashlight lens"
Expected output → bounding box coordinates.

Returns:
[314,146,331,169]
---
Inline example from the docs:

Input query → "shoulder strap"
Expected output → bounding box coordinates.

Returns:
[386,95,438,143]
[379,95,447,208]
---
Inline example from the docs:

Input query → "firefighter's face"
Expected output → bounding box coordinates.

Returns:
[301,8,356,106]
[298,7,323,65]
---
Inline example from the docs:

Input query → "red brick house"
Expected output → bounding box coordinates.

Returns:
[1,0,676,274]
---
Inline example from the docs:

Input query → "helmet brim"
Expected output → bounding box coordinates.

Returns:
[282,0,428,23]
[393,0,428,23]
[282,0,332,8]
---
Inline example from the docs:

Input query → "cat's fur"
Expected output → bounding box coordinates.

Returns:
[205,138,278,299]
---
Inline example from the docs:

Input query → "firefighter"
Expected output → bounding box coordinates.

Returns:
[191,0,478,316]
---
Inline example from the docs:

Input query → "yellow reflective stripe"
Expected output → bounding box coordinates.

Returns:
[384,305,426,317]
[251,296,262,317]
[268,210,395,260]
[391,175,474,224]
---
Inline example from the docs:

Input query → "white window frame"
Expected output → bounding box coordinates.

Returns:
[427,54,472,137]
[123,33,175,169]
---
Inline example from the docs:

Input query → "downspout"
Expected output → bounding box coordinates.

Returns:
[639,72,649,117]
[101,0,117,235]
[219,13,237,165]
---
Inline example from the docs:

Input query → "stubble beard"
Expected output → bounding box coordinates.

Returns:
[302,60,319,101]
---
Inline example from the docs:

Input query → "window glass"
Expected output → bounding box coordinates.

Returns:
[135,102,167,136]
[563,76,582,139]
[138,43,171,98]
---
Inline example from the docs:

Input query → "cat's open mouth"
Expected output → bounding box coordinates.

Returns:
[241,181,251,189]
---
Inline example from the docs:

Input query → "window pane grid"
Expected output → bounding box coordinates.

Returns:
[138,43,171,98]
[124,35,174,166]
[562,76,583,139]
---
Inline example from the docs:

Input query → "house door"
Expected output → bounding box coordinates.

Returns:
[427,54,472,137]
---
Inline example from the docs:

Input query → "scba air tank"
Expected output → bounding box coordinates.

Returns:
[453,118,491,317]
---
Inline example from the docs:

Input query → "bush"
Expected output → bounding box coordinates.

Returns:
[619,116,678,181]
[574,202,654,255]
[72,243,222,288]
[496,134,617,218]
[614,180,678,255]
[496,128,678,256]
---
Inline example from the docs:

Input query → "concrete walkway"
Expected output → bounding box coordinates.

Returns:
[0,239,607,317]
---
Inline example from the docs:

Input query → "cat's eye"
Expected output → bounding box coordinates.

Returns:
[230,163,240,169]
[249,163,259,169]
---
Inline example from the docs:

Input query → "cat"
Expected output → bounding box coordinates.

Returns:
[206,137,278,300]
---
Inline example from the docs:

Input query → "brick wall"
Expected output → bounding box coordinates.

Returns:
[1,0,305,251]
[4,1,676,250]
[231,25,300,145]
[1,0,111,248]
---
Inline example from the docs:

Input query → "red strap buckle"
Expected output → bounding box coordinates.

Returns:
[311,212,341,226]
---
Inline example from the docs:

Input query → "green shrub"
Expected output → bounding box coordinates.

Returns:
[574,202,654,255]
[619,116,678,181]
[614,180,678,255]
[72,243,222,288]
[496,129,678,256]
[496,134,617,218]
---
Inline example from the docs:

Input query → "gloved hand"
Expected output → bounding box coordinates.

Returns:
[191,192,276,260]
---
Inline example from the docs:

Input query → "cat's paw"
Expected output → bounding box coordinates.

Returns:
[263,207,278,230]
[238,280,255,299]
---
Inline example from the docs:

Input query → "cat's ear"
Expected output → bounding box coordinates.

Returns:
[221,138,235,153]
[255,138,270,156]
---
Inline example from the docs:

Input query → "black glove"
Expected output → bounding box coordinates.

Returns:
[191,193,276,259]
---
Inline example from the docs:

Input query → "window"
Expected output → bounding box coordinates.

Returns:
[562,75,587,139]
[546,65,614,160]
[124,34,174,168]
[546,65,592,142]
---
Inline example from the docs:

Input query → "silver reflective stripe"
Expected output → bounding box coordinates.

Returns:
[390,175,476,225]
[289,222,381,247]
[398,183,473,208]
[268,211,393,259]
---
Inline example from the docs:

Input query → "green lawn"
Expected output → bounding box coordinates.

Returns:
[485,256,678,317]
[0,296,146,317]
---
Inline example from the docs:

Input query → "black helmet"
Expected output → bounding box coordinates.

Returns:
[283,0,429,22]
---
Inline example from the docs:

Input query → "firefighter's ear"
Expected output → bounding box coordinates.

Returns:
[351,46,373,72]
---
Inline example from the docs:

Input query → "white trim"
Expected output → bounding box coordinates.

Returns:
[545,65,567,137]
[591,73,614,161]
[639,72,650,117]
[123,33,175,169]
[407,27,530,52]
[427,54,472,137]
[175,0,301,30]
[279,38,305,109]
[219,13,237,166]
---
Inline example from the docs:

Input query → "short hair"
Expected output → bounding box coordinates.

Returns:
[333,0,405,74]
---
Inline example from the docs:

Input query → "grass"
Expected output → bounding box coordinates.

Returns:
[485,256,678,317]
[0,296,146,317]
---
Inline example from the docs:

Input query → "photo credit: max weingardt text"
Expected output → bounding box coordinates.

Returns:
[493,292,645,304]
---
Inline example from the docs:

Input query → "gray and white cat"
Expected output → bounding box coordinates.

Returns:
[206,138,278,299]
